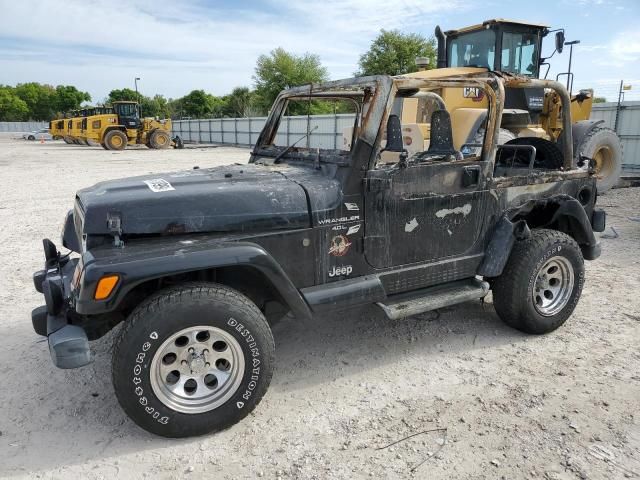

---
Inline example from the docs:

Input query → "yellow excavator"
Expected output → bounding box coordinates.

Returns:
[399,19,622,191]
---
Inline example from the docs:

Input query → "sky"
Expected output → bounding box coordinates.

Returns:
[0,0,639,102]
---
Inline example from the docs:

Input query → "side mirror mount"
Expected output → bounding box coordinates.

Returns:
[555,31,565,54]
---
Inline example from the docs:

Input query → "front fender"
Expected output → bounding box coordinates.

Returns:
[75,240,312,320]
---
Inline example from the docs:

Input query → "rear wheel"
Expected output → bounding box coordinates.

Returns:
[577,127,622,193]
[112,283,275,437]
[27,135,35,141]
[149,129,171,149]
[104,130,128,151]
[491,229,584,334]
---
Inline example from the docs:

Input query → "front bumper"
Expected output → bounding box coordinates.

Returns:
[32,239,91,369]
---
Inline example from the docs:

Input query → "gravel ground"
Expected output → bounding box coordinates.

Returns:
[0,137,638,480]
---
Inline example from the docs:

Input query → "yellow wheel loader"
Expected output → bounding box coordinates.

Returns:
[84,101,180,151]
[68,110,84,145]
[48,118,65,140]
[397,19,622,192]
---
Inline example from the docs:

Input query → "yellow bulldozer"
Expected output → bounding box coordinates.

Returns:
[397,19,622,191]
[84,101,177,150]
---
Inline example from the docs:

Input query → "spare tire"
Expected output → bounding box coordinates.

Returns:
[576,127,622,193]
[504,137,564,170]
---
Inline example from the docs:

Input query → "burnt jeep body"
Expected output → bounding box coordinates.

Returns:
[32,70,604,437]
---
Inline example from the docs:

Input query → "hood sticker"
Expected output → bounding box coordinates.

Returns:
[144,178,175,193]
[329,235,352,257]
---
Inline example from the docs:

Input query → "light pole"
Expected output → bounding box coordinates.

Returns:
[134,77,141,115]
[564,40,579,95]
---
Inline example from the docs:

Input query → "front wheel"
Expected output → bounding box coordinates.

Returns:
[149,129,171,149]
[112,283,275,437]
[491,229,584,334]
[104,130,128,150]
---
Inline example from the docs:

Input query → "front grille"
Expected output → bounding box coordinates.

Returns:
[73,197,85,251]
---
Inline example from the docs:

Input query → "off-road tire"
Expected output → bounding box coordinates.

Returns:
[112,283,275,438]
[504,137,564,169]
[104,130,128,151]
[491,229,584,334]
[577,126,622,193]
[149,129,171,149]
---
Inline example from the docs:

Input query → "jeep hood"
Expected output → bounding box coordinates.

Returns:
[75,163,342,236]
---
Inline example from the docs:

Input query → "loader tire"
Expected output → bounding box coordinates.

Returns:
[104,130,128,151]
[577,127,622,193]
[149,129,171,149]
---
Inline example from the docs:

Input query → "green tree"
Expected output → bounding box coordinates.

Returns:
[357,29,436,76]
[107,88,139,103]
[593,97,607,103]
[14,82,57,120]
[179,89,218,118]
[141,94,170,118]
[221,87,260,117]
[0,86,29,121]
[253,48,329,113]
[55,85,91,114]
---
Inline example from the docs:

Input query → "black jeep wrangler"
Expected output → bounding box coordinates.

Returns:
[32,71,605,437]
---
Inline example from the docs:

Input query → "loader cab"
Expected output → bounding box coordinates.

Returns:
[112,101,141,129]
[438,19,548,78]
[437,19,553,120]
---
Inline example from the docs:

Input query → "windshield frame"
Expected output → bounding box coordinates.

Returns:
[251,76,391,165]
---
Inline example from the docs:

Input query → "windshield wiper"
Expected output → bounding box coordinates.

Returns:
[272,125,319,164]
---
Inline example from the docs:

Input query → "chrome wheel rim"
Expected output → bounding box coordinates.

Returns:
[532,256,574,316]
[150,326,245,414]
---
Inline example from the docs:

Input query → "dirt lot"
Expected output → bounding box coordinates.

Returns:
[0,137,638,480]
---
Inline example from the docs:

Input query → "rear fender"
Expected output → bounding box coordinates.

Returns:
[479,195,599,277]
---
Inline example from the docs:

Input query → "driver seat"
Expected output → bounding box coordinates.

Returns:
[425,110,460,159]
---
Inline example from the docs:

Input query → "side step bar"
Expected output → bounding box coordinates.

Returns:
[376,278,489,320]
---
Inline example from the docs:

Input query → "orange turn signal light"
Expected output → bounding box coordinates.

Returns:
[95,275,119,300]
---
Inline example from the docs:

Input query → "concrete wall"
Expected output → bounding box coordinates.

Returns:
[176,102,640,171]
[0,121,49,133]
[172,114,357,150]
